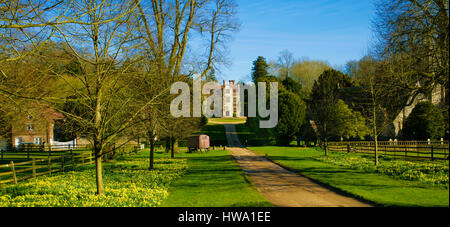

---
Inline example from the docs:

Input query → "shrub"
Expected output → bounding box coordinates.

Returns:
[200,115,208,127]
[403,102,445,140]
[276,90,306,145]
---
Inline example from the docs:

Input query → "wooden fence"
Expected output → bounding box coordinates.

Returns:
[1,145,92,161]
[328,140,449,161]
[0,145,141,185]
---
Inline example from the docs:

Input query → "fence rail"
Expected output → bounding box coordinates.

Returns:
[0,145,141,185]
[328,140,449,161]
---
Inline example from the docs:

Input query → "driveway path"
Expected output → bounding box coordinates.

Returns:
[223,123,371,207]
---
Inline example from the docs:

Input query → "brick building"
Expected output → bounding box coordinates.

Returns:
[11,105,63,148]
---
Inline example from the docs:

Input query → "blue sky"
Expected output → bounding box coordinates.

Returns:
[218,0,375,82]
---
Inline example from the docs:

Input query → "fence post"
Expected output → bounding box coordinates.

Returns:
[89,152,93,164]
[10,161,17,184]
[347,144,350,153]
[404,146,408,160]
[70,149,74,169]
[48,156,52,174]
[27,145,30,160]
[431,146,434,161]
[32,158,36,179]
[61,156,65,172]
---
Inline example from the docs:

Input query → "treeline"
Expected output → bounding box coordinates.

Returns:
[0,0,239,195]
[246,0,448,165]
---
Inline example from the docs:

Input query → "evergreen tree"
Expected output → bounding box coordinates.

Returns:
[308,69,367,155]
[403,102,445,140]
[251,56,269,82]
[282,76,303,98]
[276,89,306,145]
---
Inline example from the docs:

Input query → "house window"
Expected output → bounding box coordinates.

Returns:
[34,137,42,145]
[27,123,34,131]
[226,97,231,103]
[15,137,23,146]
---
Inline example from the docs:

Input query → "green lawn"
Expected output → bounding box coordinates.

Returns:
[248,146,449,207]
[159,149,273,207]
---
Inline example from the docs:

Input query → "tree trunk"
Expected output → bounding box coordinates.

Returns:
[373,107,379,166]
[149,137,155,170]
[374,135,379,166]
[170,137,175,159]
[371,85,379,166]
[324,138,328,156]
[94,142,104,195]
[165,139,171,153]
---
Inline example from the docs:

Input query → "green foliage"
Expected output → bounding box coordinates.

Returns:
[299,119,318,144]
[403,102,445,140]
[289,59,331,92]
[0,109,11,138]
[310,69,351,107]
[55,96,94,141]
[331,100,370,140]
[282,76,303,98]
[276,90,306,145]
[198,123,227,146]
[309,69,366,142]
[253,74,307,146]
[65,59,83,76]
[200,115,208,127]
[241,119,277,146]
[251,56,270,82]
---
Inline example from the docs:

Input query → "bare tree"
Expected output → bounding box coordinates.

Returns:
[133,0,239,159]
[277,49,294,80]
[352,56,394,166]
[1,0,160,195]
[0,0,240,194]
[134,0,239,81]
[373,0,449,105]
